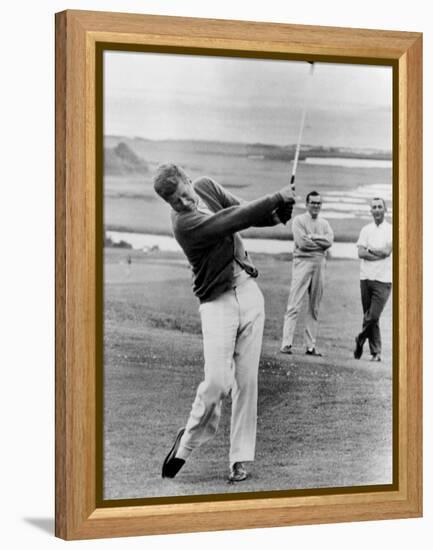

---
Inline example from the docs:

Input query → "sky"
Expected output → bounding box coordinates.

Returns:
[104,50,392,150]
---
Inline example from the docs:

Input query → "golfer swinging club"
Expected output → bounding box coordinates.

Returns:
[153,164,295,482]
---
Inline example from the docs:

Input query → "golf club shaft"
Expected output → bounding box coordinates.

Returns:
[290,62,315,192]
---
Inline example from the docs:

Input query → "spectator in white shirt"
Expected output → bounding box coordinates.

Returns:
[354,197,392,362]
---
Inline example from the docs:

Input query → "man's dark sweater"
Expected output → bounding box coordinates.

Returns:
[171,177,285,302]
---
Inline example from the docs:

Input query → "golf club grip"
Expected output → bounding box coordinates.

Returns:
[290,173,295,191]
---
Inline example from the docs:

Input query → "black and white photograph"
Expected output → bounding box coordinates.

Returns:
[2,0,429,545]
[102,50,393,501]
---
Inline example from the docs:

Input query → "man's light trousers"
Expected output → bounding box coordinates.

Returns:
[281,256,326,349]
[177,275,264,464]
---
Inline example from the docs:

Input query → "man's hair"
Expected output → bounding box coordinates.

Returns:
[153,164,188,200]
[306,190,321,204]
[371,197,387,210]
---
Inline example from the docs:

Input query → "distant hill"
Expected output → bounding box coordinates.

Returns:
[105,142,149,175]
[105,136,391,163]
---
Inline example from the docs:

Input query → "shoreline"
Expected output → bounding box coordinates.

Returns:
[105,225,361,244]
[106,230,359,259]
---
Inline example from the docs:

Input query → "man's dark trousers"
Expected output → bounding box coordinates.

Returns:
[358,279,392,355]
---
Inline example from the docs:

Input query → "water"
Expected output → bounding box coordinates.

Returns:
[321,183,392,220]
[304,157,392,169]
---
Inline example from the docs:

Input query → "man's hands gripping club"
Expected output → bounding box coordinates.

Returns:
[275,185,296,225]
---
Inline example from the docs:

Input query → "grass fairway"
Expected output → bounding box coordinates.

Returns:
[103,248,392,500]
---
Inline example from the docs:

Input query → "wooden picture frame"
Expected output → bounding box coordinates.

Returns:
[55,9,422,540]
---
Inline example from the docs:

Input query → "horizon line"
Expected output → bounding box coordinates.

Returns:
[104,134,392,155]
